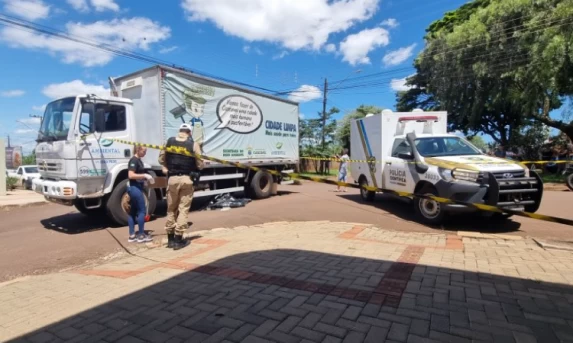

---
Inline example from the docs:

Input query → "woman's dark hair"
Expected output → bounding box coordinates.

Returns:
[342,148,349,155]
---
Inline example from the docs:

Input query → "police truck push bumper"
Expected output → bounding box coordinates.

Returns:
[434,171,543,214]
[32,179,77,205]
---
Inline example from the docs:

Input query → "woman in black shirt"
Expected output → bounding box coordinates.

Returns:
[127,145,154,243]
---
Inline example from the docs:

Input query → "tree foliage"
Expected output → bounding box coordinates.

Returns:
[336,105,384,150]
[396,0,573,145]
[298,107,340,173]
[22,151,36,165]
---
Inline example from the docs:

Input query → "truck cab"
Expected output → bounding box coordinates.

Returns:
[350,110,543,224]
[33,95,147,223]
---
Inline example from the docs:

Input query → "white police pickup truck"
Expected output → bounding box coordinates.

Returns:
[350,110,543,224]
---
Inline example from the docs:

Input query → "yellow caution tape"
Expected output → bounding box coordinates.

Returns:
[301,156,573,165]
[112,138,573,227]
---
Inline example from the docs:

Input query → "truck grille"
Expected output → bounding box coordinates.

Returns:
[484,170,541,210]
[38,162,62,173]
[491,170,526,179]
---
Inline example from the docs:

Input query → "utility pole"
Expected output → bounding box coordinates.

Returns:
[6,135,10,148]
[321,78,328,149]
[0,138,6,196]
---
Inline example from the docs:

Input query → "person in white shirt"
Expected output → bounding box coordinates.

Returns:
[335,148,350,192]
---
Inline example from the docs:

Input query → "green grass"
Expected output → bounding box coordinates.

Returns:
[299,170,338,178]
[540,173,567,184]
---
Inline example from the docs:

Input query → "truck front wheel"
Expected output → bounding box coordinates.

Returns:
[106,179,157,226]
[74,200,104,216]
[414,185,445,225]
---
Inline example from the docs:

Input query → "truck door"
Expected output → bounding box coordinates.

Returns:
[76,101,131,181]
[383,138,414,194]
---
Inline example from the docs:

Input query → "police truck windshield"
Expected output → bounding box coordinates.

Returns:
[37,97,75,142]
[414,137,481,157]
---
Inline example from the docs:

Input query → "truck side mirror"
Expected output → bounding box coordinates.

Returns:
[398,152,413,160]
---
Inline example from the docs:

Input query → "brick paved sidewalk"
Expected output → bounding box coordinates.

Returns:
[2,221,573,343]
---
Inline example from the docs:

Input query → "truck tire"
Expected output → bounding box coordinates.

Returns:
[359,176,375,202]
[106,179,157,226]
[414,185,445,225]
[250,170,273,199]
[566,174,573,191]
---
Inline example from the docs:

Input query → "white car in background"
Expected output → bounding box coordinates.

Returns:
[8,165,40,190]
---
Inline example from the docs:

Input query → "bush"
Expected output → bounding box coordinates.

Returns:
[6,177,18,191]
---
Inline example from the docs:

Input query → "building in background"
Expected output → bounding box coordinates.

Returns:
[5,146,22,170]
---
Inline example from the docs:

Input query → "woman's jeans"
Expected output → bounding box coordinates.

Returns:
[127,186,146,236]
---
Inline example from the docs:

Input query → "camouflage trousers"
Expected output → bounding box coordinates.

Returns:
[164,175,194,236]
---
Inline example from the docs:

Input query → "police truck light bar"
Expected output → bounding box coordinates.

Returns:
[398,116,439,122]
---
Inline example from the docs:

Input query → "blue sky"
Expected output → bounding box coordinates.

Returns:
[0,0,476,153]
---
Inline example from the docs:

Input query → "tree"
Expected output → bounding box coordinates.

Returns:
[336,105,383,150]
[466,135,488,152]
[299,107,339,174]
[22,151,36,165]
[396,0,573,145]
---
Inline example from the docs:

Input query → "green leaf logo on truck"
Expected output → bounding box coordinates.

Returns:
[100,139,113,147]
[276,142,283,149]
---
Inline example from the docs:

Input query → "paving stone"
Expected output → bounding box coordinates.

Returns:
[291,326,325,342]
[314,322,347,338]
[342,331,366,343]
[342,306,362,321]
[364,326,388,343]
[430,314,449,333]
[322,336,342,343]
[336,318,370,333]
[388,323,409,342]
[226,323,257,342]
[266,330,303,343]
[512,331,538,343]
[410,319,430,337]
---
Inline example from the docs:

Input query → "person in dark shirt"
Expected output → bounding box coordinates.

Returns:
[127,145,154,243]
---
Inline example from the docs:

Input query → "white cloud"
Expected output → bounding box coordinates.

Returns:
[3,0,50,21]
[181,0,379,51]
[0,17,170,67]
[32,104,46,111]
[325,43,337,53]
[21,117,42,125]
[67,0,119,12]
[15,129,35,134]
[339,27,389,66]
[273,51,288,60]
[390,75,414,91]
[1,90,25,97]
[159,46,178,54]
[67,0,89,12]
[287,85,322,103]
[42,80,109,100]
[90,0,119,12]
[381,18,398,28]
[382,43,416,66]
[242,45,251,53]
[299,113,305,119]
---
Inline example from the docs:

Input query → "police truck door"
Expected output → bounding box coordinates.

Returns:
[383,138,412,193]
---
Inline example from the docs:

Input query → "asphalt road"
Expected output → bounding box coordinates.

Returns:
[1,182,572,282]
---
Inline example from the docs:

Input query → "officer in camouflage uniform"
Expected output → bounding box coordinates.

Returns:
[158,123,204,250]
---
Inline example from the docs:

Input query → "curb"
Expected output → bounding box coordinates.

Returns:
[0,200,48,211]
[532,238,573,252]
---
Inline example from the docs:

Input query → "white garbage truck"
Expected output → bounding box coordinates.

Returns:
[33,65,299,225]
[350,109,543,224]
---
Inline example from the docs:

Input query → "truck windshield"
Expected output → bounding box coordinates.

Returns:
[414,137,481,157]
[37,97,75,142]
[24,167,38,173]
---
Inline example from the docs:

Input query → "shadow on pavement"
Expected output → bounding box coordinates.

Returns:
[40,190,298,235]
[337,193,523,233]
[8,248,573,343]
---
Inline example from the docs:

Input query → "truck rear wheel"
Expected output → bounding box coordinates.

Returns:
[250,170,274,199]
[106,179,157,226]
[359,176,375,202]
[414,185,445,225]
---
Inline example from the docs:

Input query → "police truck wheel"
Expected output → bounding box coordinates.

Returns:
[414,186,445,225]
[566,174,573,191]
[250,170,273,199]
[359,176,375,202]
[106,179,157,226]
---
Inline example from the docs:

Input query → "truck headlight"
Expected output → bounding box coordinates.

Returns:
[452,168,480,183]
[438,168,453,181]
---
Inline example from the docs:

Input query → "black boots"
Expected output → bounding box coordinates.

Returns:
[167,233,175,248]
[172,234,189,250]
